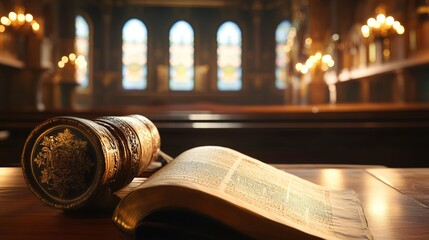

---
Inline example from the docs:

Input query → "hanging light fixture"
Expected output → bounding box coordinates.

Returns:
[295,52,335,74]
[0,8,40,33]
[361,6,404,38]
[58,53,87,70]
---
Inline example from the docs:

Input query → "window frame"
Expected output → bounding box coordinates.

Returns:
[74,14,93,93]
[168,20,195,92]
[121,18,149,91]
[274,19,292,90]
[216,20,243,92]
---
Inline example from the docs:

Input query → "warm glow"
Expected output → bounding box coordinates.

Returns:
[383,49,390,58]
[376,13,386,23]
[392,21,401,29]
[75,55,88,69]
[305,37,312,46]
[1,16,11,26]
[315,52,322,60]
[8,12,17,21]
[370,200,388,217]
[0,25,5,33]
[386,16,394,26]
[295,63,303,71]
[296,52,334,74]
[362,7,404,38]
[300,65,309,74]
[17,13,25,23]
[321,169,344,190]
[61,56,69,63]
[396,26,405,35]
[25,14,33,22]
[1,10,40,32]
[322,54,331,63]
[0,168,20,187]
[31,22,40,31]
[69,53,76,61]
[321,65,328,71]
[305,58,314,68]
[58,53,87,70]
[362,170,401,240]
[361,25,370,38]
[367,18,376,27]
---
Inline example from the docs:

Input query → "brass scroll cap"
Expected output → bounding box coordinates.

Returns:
[21,116,114,210]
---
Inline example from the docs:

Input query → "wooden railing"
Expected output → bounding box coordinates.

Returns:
[1,103,429,167]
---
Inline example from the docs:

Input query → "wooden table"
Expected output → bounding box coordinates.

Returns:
[1,166,429,239]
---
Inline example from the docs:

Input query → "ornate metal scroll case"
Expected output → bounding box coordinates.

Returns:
[21,115,160,210]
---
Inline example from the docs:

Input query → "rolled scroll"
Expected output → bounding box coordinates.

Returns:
[21,115,160,210]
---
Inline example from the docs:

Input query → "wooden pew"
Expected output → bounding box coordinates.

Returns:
[1,103,429,167]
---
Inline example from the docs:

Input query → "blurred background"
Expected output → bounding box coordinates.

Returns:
[0,0,428,167]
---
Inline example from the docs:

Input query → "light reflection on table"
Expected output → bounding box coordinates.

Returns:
[320,169,344,190]
[282,167,429,240]
[1,167,429,239]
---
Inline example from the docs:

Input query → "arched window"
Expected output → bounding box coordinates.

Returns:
[217,21,242,91]
[169,20,194,91]
[275,20,292,89]
[122,19,148,90]
[75,15,90,88]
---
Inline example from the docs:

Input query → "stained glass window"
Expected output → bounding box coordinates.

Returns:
[275,20,291,89]
[75,15,90,88]
[169,20,194,91]
[122,19,147,90]
[217,21,242,91]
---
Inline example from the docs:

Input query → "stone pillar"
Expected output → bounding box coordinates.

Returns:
[55,1,78,109]
[308,68,329,104]
[306,0,330,104]
[7,1,47,110]
[374,38,384,65]
[96,2,113,106]
[251,0,263,92]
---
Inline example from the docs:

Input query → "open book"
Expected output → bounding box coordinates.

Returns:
[113,146,372,240]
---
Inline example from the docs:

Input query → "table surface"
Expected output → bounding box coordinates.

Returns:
[1,166,429,239]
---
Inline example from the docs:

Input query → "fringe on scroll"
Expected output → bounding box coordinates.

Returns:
[329,190,373,240]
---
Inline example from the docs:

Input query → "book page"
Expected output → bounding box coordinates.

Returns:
[142,146,372,240]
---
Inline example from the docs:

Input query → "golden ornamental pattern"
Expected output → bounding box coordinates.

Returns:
[96,125,119,183]
[33,128,94,198]
[102,116,140,176]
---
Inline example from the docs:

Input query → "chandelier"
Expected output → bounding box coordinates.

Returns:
[295,52,334,74]
[361,7,405,38]
[58,53,87,70]
[0,9,40,33]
